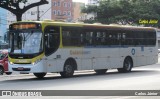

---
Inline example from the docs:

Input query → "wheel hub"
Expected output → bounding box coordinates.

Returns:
[124,61,131,70]
[65,65,72,73]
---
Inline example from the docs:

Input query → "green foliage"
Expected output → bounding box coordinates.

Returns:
[82,0,160,27]
[81,5,98,14]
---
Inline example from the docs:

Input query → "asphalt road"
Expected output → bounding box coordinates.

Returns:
[0,59,160,99]
[0,64,160,90]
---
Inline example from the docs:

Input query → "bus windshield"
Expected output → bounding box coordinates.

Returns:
[9,30,43,54]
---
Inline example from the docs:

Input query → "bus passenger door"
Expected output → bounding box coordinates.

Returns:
[44,26,60,72]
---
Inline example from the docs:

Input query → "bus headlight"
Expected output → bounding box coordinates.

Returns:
[10,62,14,65]
[32,62,36,65]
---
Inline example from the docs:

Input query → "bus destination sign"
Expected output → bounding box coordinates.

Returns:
[10,23,40,30]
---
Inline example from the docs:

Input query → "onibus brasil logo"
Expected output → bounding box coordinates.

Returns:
[1,91,42,97]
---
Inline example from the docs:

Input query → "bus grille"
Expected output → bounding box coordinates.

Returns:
[12,68,30,71]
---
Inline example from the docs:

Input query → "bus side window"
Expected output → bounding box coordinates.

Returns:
[81,29,94,46]
[86,32,93,46]
[80,33,86,45]
[121,33,126,45]
[95,32,101,45]
[62,27,82,47]
[44,26,60,56]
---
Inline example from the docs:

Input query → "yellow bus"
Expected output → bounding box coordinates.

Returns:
[8,20,158,78]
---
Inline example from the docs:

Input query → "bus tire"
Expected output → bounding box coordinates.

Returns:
[94,69,107,74]
[0,67,4,75]
[118,57,133,73]
[6,72,12,75]
[60,61,74,78]
[33,73,46,79]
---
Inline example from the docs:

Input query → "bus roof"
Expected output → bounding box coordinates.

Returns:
[13,20,156,32]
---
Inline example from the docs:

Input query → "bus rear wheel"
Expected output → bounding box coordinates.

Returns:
[60,62,74,78]
[33,73,46,79]
[118,57,133,73]
[0,67,4,75]
[94,69,107,74]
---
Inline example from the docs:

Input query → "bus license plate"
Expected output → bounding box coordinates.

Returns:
[18,67,24,70]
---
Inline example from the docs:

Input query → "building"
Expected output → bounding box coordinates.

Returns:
[72,2,85,22]
[7,0,52,25]
[51,0,73,21]
[0,8,7,42]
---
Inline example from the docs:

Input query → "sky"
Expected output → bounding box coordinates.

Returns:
[73,0,88,4]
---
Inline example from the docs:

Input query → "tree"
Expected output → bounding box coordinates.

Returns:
[0,0,49,21]
[81,5,98,23]
[82,0,160,27]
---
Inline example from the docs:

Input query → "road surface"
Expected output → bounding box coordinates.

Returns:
[0,59,160,99]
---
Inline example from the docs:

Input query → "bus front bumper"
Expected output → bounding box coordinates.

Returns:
[8,61,46,73]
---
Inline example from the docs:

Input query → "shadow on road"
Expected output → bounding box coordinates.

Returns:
[1,69,159,83]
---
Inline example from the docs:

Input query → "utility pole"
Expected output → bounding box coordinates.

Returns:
[37,6,40,21]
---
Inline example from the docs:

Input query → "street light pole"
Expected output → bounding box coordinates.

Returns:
[37,6,40,21]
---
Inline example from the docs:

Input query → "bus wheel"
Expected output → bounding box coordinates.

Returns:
[60,63,74,78]
[0,67,4,75]
[94,69,107,74]
[118,57,133,73]
[33,73,46,79]
[6,72,12,75]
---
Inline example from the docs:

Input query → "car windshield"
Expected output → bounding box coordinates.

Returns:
[9,30,43,54]
[0,53,6,60]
